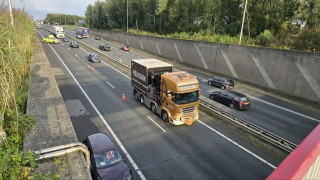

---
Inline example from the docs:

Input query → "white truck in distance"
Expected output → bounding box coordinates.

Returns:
[52,26,65,38]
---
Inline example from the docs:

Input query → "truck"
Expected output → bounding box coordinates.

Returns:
[131,58,200,125]
[52,26,65,38]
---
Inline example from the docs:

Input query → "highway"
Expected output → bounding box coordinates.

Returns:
[36,29,285,179]
[65,29,320,145]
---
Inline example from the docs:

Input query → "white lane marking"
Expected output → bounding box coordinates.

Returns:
[38,31,147,180]
[247,95,320,123]
[107,82,115,89]
[147,116,166,133]
[198,120,276,169]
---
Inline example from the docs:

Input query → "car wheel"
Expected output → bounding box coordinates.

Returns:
[161,111,169,122]
[210,94,214,100]
[221,85,225,90]
[230,103,235,109]
[150,103,156,114]
[208,81,212,85]
[140,95,144,104]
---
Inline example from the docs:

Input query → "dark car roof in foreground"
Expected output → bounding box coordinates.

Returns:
[88,133,117,154]
[227,90,247,97]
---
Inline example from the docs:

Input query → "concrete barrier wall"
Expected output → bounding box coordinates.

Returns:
[93,30,320,103]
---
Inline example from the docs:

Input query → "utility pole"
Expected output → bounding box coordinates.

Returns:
[8,0,14,25]
[239,0,248,45]
[65,14,66,25]
[126,0,128,33]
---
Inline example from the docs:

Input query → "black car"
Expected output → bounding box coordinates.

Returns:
[99,44,110,51]
[70,41,79,48]
[207,77,234,90]
[95,36,101,40]
[83,133,132,180]
[63,37,69,42]
[209,90,251,110]
[88,53,101,63]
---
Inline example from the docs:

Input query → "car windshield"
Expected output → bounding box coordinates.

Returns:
[94,149,122,169]
[172,91,199,105]
[240,97,249,102]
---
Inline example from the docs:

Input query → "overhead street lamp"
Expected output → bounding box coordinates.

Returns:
[126,0,128,33]
[239,0,248,45]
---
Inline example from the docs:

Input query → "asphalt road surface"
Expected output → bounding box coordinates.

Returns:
[37,30,286,179]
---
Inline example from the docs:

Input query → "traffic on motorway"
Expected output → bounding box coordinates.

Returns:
[38,27,319,180]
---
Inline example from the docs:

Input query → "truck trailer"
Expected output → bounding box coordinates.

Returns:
[52,26,65,38]
[131,59,200,125]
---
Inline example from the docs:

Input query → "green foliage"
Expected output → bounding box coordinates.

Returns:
[84,0,320,51]
[0,5,37,179]
[256,30,273,46]
[294,28,320,51]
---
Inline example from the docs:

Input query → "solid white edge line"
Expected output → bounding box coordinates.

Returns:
[198,120,276,169]
[107,82,115,89]
[38,31,147,180]
[147,116,166,133]
[247,95,320,123]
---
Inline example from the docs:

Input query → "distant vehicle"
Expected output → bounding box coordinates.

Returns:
[209,90,251,110]
[36,24,42,29]
[42,35,60,44]
[63,37,69,42]
[69,41,79,48]
[98,44,110,51]
[207,77,234,90]
[82,133,132,180]
[43,27,48,31]
[120,45,129,51]
[76,34,83,39]
[95,36,101,40]
[76,27,89,38]
[52,26,65,38]
[88,53,101,63]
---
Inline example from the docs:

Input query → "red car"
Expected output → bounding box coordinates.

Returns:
[120,45,130,51]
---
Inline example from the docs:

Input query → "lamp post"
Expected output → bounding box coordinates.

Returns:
[126,0,128,33]
[8,0,14,25]
[239,0,248,44]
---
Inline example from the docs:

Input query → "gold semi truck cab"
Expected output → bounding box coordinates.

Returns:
[160,71,200,125]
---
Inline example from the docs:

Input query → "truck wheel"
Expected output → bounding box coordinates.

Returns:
[150,103,156,114]
[134,92,139,101]
[161,111,169,122]
[140,95,144,104]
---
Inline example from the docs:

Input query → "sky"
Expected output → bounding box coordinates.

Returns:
[10,0,98,19]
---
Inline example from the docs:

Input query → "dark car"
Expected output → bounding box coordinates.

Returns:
[70,41,79,48]
[207,77,234,90]
[88,53,101,63]
[99,44,110,51]
[209,90,251,110]
[83,133,132,180]
[76,34,83,39]
[63,37,69,42]
[120,45,129,51]
[95,36,101,40]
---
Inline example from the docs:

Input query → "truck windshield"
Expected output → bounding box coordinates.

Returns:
[172,91,199,105]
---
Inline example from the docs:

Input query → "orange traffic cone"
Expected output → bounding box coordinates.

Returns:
[91,66,95,71]
[121,93,126,101]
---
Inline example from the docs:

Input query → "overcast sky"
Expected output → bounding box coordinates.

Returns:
[10,0,98,19]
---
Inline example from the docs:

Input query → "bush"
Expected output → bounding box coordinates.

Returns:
[256,29,273,46]
[294,28,320,52]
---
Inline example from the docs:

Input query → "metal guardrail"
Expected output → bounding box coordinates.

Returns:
[66,34,298,153]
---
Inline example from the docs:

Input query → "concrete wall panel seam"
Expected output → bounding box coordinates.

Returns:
[140,40,144,50]
[295,61,320,101]
[174,43,183,62]
[220,50,239,79]
[155,42,162,55]
[251,55,276,89]
[194,44,208,69]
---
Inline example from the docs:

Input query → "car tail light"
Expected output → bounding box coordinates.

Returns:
[239,102,244,106]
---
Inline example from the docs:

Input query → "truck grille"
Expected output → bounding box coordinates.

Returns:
[181,106,196,116]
